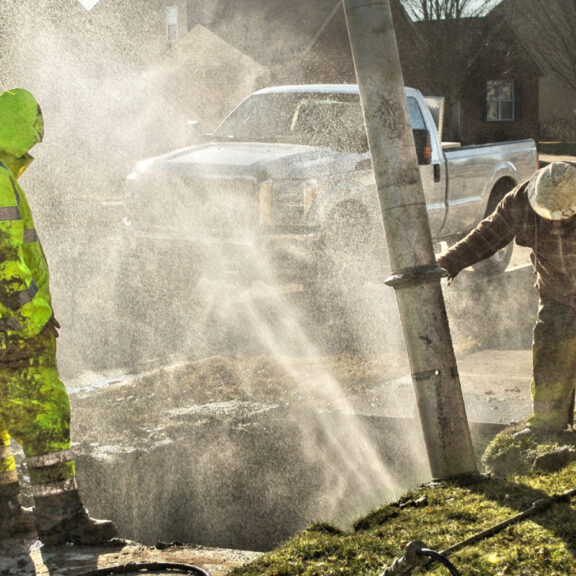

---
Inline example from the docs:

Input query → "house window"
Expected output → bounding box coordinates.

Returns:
[486,80,514,121]
[166,6,179,45]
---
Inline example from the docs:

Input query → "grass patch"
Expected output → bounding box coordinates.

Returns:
[231,461,576,576]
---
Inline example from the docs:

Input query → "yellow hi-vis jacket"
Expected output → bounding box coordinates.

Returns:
[0,89,52,340]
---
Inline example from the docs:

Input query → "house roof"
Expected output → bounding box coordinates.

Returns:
[191,0,341,67]
[412,14,543,88]
[489,0,566,77]
[414,17,490,56]
[190,0,415,68]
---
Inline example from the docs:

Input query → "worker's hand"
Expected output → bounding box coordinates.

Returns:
[44,315,61,338]
[438,266,454,286]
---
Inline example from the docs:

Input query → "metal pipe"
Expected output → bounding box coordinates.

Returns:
[342,0,477,479]
[381,540,462,576]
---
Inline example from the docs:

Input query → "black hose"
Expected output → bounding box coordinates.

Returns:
[76,562,210,576]
[380,541,460,575]
[419,548,461,576]
[382,487,576,575]
[438,489,576,558]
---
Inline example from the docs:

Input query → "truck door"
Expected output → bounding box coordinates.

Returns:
[408,97,446,237]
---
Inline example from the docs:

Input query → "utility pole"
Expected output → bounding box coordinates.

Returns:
[342,0,477,479]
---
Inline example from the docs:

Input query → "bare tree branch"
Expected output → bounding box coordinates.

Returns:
[501,0,576,93]
[400,0,500,20]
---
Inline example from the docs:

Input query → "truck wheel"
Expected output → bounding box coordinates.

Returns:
[471,241,514,276]
[302,201,381,353]
[321,201,376,290]
[113,240,201,371]
[113,248,171,370]
[471,179,516,277]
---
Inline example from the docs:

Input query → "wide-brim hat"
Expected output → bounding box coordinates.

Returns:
[527,161,576,220]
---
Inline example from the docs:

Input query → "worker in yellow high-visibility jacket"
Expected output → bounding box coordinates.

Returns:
[0,88,118,545]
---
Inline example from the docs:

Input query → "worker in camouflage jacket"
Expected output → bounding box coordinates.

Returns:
[438,161,576,436]
[0,88,118,545]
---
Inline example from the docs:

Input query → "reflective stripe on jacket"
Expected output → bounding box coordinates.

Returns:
[0,159,52,339]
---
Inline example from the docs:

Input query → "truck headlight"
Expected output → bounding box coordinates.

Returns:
[259,179,318,226]
[126,157,155,182]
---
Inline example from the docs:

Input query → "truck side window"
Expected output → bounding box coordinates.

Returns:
[407,97,426,130]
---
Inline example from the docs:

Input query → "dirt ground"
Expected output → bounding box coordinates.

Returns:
[0,338,536,575]
[1,537,262,575]
[0,245,540,575]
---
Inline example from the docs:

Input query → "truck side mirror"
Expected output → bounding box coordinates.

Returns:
[185,120,206,146]
[412,129,432,165]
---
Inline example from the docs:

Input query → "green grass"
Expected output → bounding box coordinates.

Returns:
[230,460,576,576]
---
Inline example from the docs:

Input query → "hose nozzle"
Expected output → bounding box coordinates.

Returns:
[381,540,461,576]
[381,540,429,575]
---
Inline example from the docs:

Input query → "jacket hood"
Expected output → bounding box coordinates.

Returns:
[0,88,44,158]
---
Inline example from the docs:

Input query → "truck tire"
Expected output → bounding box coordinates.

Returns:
[113,248,169,369]
[320,201,377,290]
[471,241,514,276]
[301,201,384,353]
[471,178,516,276]
[113,238,201,371]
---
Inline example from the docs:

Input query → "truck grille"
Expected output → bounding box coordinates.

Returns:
[126,172,260,241]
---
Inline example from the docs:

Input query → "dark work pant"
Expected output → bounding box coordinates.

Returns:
[528,297,576,430]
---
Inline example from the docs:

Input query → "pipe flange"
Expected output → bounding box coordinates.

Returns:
[384,265,447,288]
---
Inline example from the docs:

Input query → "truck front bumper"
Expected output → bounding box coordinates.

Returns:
[258,232,323,281]
[122,225,323,284]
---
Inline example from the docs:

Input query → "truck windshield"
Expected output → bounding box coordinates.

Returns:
[213,92,370,153]
[213,91,425,154]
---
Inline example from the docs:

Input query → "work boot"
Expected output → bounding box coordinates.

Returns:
[512,427,534,439]
[513,425,567,442]
[0,483,36,540]
[34,490,118,546]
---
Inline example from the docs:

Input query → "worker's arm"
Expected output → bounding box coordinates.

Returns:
[437,187,522,279]
[0,173,53,339]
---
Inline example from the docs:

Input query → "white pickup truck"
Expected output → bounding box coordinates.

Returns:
[122,84,538,291]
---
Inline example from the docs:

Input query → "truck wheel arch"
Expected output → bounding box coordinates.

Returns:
[484,176,517,217]
[313,198,377,284]
[472,176,517,276]
[323,200,373,252]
